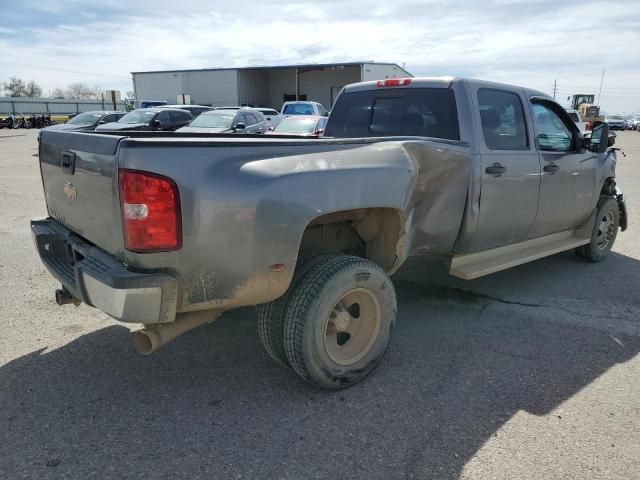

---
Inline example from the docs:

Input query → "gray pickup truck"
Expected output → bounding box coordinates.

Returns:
[32,77,627,389]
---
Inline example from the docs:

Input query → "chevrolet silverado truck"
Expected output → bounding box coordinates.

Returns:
[32,77,627,389]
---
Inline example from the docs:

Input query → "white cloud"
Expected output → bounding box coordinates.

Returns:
[1,0,639,112]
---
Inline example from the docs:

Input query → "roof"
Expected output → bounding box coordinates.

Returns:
[343,77,552,100]
[131,61,409,75]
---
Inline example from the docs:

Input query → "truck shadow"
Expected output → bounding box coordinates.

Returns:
[0,252,639,479]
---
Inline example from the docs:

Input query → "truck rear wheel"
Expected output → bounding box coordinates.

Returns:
[283,255,396,389]
[575,196,619,262]
[256,251,337,368]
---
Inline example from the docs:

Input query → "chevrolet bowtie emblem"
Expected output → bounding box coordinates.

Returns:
[63,181,78,200]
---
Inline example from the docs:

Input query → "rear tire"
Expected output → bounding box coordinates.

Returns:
[256,251,338,368]
[578,196,619,262]
[283,255,396,389]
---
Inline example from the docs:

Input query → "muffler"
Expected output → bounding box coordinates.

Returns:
[133,310,221,355]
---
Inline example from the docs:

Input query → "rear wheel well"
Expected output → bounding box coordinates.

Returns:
[299,208,406,272]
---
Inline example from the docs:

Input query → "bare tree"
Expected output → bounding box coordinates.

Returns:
[25,80,43,97]
[52,88,66,98]
[3,77,27,97]
[65,82,101,99]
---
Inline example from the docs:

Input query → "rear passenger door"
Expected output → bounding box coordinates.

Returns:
[470,87,541,251]
[528,99,597,237]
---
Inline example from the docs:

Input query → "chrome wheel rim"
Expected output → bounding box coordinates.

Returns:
[323,288,381,366]
[596,211,616,250]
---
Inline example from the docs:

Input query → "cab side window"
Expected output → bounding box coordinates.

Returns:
[532,103,574,152]
[478,89,528,150]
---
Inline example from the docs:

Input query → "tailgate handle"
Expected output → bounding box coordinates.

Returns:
[61,151,76,175]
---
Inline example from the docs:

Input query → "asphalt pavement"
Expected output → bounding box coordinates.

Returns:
[0,129,638,479]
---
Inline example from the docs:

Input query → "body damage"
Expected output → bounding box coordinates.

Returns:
[115,137,472,311]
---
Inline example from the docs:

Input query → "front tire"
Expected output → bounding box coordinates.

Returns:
[283,255,396,389]
[576,196,619,262]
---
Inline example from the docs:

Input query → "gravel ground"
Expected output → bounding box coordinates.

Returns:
[0,129,638,479]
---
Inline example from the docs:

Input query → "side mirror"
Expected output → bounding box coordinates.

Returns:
[316,128,325,135]
[151,119,162,129]
[235,123,246,130]
[589,121,609,153]
[268,126,274,131]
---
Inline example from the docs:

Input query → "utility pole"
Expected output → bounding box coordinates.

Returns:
[552,79,557,99]
[597,69,605,106]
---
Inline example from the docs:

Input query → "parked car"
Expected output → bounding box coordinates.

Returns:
[215,106,250,110]
[632,115,640,130]
[266,115,327,136]
[95,107,192,131]
[281,101,328,117]
[176,109,266,134]
[164,104,214,118]
[604,114,626,130]
[37,110,125,142]
[254,108,283,129]
[139,100,167,109]
[625,118,634,130]
[33,77,626,390]
[565,109,590,135]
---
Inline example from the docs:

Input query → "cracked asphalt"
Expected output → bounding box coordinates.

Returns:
[0,129,638,479]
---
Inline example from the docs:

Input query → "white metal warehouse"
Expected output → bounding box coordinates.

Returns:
[131,62,412,110]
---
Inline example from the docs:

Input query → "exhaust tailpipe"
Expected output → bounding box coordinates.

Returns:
[133,310,221,355]
[55,288,80,306]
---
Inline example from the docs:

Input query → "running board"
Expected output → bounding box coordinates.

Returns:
[449,231,590,280]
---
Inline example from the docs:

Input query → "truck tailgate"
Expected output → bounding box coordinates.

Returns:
[39,130,125,254]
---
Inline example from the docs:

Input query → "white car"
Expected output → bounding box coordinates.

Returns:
[281,101,328,117]
[253,108,283,129]
[565,109,590,135]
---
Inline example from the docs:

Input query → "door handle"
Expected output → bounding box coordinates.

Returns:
[543,163,559,174]
[485,163,506,177]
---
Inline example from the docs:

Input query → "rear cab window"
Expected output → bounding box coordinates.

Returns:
[477,89,528,150]
[325,88,460,140]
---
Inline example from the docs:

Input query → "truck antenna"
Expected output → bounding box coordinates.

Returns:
[597,69,605,107]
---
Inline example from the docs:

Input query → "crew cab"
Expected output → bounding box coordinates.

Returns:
[32,77,626,389]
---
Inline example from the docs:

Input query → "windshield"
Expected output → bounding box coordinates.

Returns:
[283,103,315,115]
[274,117,317,133]
[118,110,157,124]
[188,111,235,128]
[66,112,103,126]
[608,115,623,120]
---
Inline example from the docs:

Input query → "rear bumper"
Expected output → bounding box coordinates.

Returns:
[31,219,177,323]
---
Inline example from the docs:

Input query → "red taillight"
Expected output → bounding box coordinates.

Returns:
[585,122,592,131]
[376,78,412,87]
[118,169,181,252]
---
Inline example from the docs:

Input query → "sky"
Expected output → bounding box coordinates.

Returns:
[1,0,639,113]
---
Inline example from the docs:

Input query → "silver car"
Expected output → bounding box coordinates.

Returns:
[176,109,267,134]
[254,108,283,129]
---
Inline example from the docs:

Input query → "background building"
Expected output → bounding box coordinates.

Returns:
[131,62,412,109]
